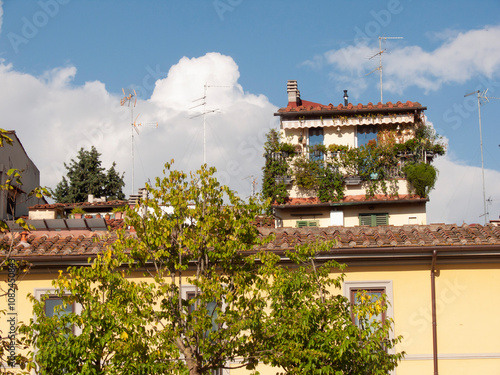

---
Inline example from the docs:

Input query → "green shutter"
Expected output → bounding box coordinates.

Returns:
[359,213,388,227]
[296,220,319,228]
[296,220,308,228]
[374,213,388,226]
[359,214,372,226]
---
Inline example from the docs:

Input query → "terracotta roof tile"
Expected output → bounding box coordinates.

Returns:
[275,195,426,206]
[30,200,129,210]
[3,223,500,263]
[277,99,425,114]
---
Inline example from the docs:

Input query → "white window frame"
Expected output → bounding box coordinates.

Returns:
[33,288,82,335]
[343,280,395,352]
[181,285,229,375]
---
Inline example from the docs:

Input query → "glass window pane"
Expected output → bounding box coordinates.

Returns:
[45,297,72,318]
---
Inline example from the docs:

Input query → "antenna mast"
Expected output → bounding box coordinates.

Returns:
[121,88,158,194]
[368,36,403,102]
[190,83,230,165]
[464,88,500,224]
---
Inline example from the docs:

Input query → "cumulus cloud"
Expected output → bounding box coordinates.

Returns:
[427,155,500,225]
[317,25,500,95]
[0,53,278,199]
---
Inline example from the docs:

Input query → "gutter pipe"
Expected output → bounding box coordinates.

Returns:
[431,249,438,375]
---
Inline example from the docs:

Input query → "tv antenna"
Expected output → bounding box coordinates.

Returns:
[189,83,230,165]
[121,88,158,194]
[367,36,403,102]
[464,88,500,224]
[244,175,258,197]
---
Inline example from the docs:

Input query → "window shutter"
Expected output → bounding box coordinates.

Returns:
[296,220,308,228]
[296,220,319,228]
[375,214,388,226]
[359,213,388,227]
[359,214,372,226]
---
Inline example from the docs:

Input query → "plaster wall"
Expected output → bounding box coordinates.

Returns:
[2,262,499,375]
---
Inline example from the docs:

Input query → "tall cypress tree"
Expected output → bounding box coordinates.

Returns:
[53,146,125,203]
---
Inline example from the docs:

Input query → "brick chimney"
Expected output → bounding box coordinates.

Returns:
[287,80,301,107]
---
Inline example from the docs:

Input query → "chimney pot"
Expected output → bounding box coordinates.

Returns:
[287,80,301,105]
[343,90,349,106]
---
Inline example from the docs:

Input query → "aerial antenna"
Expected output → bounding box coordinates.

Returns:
[121,88,158,194]
[464,88,500,224]
[189,83,230,165]
[244,175,258,197]
[367,36,403,102]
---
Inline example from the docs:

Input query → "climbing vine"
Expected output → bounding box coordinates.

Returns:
[261,124,445,204]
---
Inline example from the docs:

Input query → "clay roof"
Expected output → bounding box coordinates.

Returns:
[257,224,500,250]
[276,100,425,116]
[30,200,129,210]
[274,195,428,207]
[3,223,500,266]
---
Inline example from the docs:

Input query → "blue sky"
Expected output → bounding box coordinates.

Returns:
[0,0,499,224]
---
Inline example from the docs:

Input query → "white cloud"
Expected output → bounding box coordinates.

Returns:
[0,53,278,200]
[427,155,500,225]
[318,25,500,95]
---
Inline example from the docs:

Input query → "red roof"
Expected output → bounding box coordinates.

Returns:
[274,195,427,207]
[3,223,500,264]
[277,100,425,115]
[30,200,129,210]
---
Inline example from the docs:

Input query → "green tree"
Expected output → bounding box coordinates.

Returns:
[257,243,404,375]
[22,249,178,375]
[23,162,403,375]
[53,146,125,203]
[25,162,268,375]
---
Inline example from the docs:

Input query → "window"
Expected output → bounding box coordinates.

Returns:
[344,281,395,355]
[309,127,324,146]
[44,296,74,317]
[34,289,81,334]
[309,127,324,161]
[186,291,219,335]
[359,213,388,227]
[296,220,319,228]
[357,125,377,148]
[184,287,226,375]
[350,288,386,327]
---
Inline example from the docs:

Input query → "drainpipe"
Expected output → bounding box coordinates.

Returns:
[431,250,438,375]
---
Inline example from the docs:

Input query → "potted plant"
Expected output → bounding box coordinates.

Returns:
[309,144,327,158]
[71,207,85,219]
[112,206,127,219]
[328,144,348,158]
[280,143,296,158]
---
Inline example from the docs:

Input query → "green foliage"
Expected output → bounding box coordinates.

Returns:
[403,162,438,198]
[257,243,404,375]
[280,142,296,156]
[22,249,176,375]
[318,167,344,202]
[293,156,321,191]
[53,146,125,203]
[70,207,86,215]
[26,162,270,375]
[262,129,290,209]
[22,162,406,375]
[262,125,446,202]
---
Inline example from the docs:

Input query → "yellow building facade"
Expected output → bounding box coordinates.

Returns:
[2,222,500,374]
